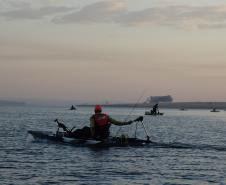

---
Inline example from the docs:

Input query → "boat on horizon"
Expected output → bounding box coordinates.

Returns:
[180,108,188,111]
[69,105,76,110]
[210,108,220,112]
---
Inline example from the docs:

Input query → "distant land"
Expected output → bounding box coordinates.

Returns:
[79,102,226,109]
[1,99,226,109]
[0,100,25,106]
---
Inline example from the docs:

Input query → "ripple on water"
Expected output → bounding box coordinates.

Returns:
[1,107,226,185]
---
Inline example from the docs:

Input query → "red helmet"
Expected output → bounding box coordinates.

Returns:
[94,105,102,113]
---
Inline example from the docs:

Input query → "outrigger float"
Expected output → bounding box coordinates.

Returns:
[28,116,152,147]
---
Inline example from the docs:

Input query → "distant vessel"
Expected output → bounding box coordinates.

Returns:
[69,105,76,110]
[180,108,187,111]
[145,103,164,116]
[210,108,220,112]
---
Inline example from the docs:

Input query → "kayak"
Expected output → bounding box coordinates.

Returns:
[145,111,164,116]
[28,116,151,148]
[210,109,220,112]
[28,130,151,147]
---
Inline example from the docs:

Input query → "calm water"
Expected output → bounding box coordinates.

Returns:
[1,106,226,185]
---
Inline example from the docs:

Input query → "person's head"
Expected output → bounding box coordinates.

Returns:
[94,105,102,113]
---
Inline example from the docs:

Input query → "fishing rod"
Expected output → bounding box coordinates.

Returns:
[124,90,146,122]
[115,90,146,136]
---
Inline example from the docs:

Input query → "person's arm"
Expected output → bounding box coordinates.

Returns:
[90,116,95,137]
[109,116,132,126]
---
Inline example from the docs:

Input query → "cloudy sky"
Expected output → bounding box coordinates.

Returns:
[0,0,226,104]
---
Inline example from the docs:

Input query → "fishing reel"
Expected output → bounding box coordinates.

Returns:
[116,134,129,144]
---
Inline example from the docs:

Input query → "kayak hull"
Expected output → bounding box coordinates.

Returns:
[28,130,151,147]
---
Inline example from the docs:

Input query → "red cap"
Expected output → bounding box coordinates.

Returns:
[94,105,102,113]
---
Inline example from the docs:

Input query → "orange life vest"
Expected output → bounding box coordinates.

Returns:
[93,113,110,139]
[93,113,110,127]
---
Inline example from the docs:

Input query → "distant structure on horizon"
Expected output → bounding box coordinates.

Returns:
[0,100,25,106]
[145,95,173,104]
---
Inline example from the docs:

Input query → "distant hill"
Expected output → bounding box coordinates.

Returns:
[0,100,25,106]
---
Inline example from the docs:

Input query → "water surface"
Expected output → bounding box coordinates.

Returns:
[0,106,226,185]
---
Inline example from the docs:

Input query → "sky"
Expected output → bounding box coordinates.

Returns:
[0,0,226,104]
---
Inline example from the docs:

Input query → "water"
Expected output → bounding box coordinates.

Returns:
[1,106,226,185]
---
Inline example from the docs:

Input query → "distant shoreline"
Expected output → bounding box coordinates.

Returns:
[0,100,25,106]
[79,102,226,109]
[1,100,226,109]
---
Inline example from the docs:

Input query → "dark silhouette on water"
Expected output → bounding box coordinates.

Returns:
[210,108,220,112]
[145,103,164,116]
[180,108,188,111]
[70,105,76,110]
